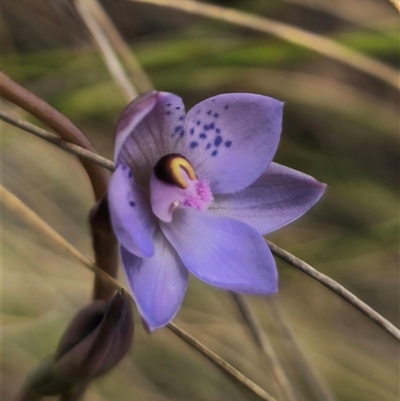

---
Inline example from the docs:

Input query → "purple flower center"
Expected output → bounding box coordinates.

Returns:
[150,153,213,222]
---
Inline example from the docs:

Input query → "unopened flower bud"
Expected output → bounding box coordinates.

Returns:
[27,290,134,396]
[53,289,134,383]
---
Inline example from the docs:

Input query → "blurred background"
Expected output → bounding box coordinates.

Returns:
[1,0,399,400]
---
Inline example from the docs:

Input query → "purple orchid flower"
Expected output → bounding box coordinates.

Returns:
[108,91,325,331]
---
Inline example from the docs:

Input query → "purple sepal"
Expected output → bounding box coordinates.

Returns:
[108,164,156,257]
[211,162,326,234]
[121,229,188,331]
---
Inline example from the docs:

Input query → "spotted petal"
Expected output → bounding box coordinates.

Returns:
[210,163,326,234]
[115,91,186,185]
[173,93,283,194]
[108,164,156,258]
[160,208,278,294]
[121,230,188,331]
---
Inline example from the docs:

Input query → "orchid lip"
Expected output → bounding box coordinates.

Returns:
[150,154,213,222]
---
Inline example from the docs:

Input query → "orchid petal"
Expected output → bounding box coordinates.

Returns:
[108,164,156,258]
[160,208,278,294]
[115,91,186,184]
[210,163,326,234]
[174,93,283,194]
[121,230,188,331]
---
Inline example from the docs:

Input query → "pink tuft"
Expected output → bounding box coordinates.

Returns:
[183,180,213,211]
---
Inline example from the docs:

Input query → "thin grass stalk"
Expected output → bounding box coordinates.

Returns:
[167,323,278,401]
[0,70,109,201]
[3,114,399,343]
[68,0,137,101]
[0,110,115,171]
[1,185,278,401]
[267,298,337,401]
[0,71,118,300]
[126,0,400,90]
[232,293,298,401]
[266,240,400,342]
[84,0,153,93]
[280,0,398,36]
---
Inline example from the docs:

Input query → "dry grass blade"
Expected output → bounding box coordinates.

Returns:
[1,185,278,401]
[232,293,298,401]
[69,0,137,101]
[3,113,399,343]
[268,299,337,401]
[281,0,398,35]
[266,240,400,342]
[167,322,278,401]
[385,0,400,12]
[126,0,400,89]
[85,0,153,93]
[1,184,122,292]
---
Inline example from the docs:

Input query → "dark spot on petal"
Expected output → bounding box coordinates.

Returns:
[225,140,232,148]
[216,128,220,134]
[128,171,133,178]
[122,165,126,170]
[206,143,211,149]
[209,122,215,129]
[180,130,185,137]
[190,128,194,135]
[197,120,201,126]
[203,124,210,131]
[207,110,212,115]
[176,107,181,110]
[224,104,229,110]
[199,133,207,139]
[211,150,218,157]
[167,103,172,106]
[166,111,171,115]
[214,113,219,118]
[212,99,215,102]
[214,136,223,147]
[179,115,185,121]
[129,201,136,207]
[175,125,182,133]
[190,141,199,149]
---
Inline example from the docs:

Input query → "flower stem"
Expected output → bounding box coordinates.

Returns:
[0,70,109,201]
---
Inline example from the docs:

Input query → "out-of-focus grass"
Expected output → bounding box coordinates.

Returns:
[1,1,399,400]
